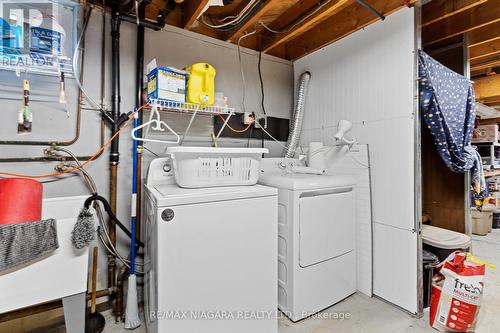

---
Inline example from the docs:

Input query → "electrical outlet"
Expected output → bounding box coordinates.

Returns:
[254,113,267,129]
[243,112,255,125]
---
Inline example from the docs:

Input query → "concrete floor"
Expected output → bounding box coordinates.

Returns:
[10,230,496,332]
[102,230,500,333]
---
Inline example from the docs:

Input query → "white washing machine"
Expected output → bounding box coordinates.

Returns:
[143,158,278,333]
[259,158,357,322]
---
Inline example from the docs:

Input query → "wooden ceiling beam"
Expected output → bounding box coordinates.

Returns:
[422,0,487,28]
[480,96,500,105]
[283,0,413,61]
[261,0,354,54]
[470,38,500,61]
[225,0,282,42]
[182,0,210,29]
[422,0,500,46]
[469,21,500,47]
[471,58,500,72]
[474,74,500,100]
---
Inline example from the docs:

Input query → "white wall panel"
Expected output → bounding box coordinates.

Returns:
[294,8,418,313]
[321,144,372,296]
[373,222,418,312]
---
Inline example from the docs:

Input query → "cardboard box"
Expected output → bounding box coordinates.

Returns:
[472,124,499,143]
[147,67,187,103]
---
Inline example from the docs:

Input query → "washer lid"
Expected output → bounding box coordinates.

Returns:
[421,225,471,249]
[147,184,277,206]
[258,172,355,190]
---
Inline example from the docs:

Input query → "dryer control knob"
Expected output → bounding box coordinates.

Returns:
[161,208,175,222]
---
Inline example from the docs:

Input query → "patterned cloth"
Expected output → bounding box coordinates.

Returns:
[418,50,487,200]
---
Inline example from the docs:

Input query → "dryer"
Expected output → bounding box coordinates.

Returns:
[259,158,356,321]
[143,157,278,333]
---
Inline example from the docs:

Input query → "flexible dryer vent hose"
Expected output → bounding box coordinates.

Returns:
[284,71,311,158]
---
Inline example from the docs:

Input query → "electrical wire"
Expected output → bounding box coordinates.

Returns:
[259,0,333,34]
[260,125,288,149]
[257,51,266,115]
[0,105,147,178]
[257,51,266,152]
[143,146,159,157]
[308,145,370,168]
[200,0,259,29]
[218,114,254,133]
[238,30,257,113]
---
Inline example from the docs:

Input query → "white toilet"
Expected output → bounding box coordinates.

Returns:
[421,224,471,261]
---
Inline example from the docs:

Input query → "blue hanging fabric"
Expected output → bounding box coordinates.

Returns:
[418,50,487,201]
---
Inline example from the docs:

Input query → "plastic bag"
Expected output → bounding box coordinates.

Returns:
[430,251,485,332]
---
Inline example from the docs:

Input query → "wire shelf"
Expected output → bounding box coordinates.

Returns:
[146,98,236,144]
[148,99,235,115]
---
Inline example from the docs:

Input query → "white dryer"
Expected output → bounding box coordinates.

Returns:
[143,157,278,333]
[259,158,356,322]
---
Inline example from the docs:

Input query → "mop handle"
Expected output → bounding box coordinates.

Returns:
[130,112,139,274]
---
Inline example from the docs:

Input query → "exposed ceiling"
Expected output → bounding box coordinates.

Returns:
[94,0,499,112]
[136,0,416,60]
[421,0,500,113]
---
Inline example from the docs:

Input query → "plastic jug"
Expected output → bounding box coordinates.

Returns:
[186,63,216,105]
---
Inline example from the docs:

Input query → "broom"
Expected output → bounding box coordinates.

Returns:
[125,112,141,329]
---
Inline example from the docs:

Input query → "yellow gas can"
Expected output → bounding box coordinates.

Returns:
[186,63,216,105]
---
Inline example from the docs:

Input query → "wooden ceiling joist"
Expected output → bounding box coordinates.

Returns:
[422,0,500,46]
[479,96,500,106]
[182,0,210,29]
[283,0,413,60]
[260,0,354,54]
[475,74,500,100]
[470,38,500,61]
[421,0,487,28]
[225,0,281,42]
[471,58,500,72]
[469,21,500,48]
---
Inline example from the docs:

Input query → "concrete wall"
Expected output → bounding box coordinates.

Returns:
[0,9,293,292]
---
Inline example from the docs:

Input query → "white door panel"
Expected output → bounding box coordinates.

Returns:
[299,188,355,267]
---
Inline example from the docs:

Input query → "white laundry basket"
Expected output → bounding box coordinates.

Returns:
[166,147,268,188]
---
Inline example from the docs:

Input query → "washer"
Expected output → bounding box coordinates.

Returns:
[143,158,278,333]
[259,158,357,322]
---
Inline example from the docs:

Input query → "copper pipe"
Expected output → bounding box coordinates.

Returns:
[0,5,105,162]
[115,263,128,321]
[0,8,93,147]
[108,164,118,297]
[86,288,113,301]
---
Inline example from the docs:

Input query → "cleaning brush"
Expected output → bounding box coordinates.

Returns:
[72,207,96,249]
[72,194,144,250]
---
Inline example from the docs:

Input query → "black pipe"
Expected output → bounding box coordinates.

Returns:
[355,0,385,20]
[110,2,121,166]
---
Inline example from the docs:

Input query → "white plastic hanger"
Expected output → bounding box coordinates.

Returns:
[131,103,180,144]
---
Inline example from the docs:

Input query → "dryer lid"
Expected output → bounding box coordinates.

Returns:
[258,172,355,190]
[421,225,471,249]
